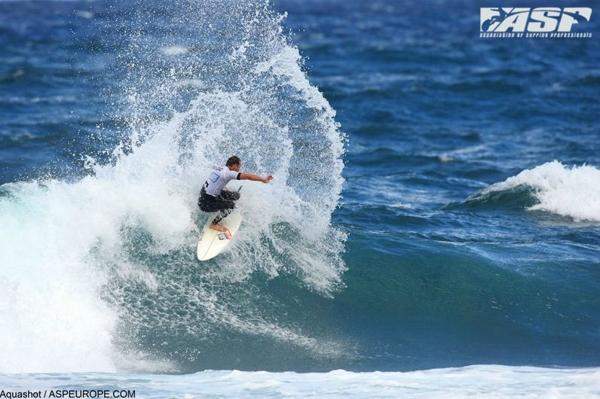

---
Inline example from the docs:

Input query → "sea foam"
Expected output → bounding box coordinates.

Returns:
[483,161,600,222]
[1,366,599,398]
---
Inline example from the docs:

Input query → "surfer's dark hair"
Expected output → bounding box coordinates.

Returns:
[226,156,241,167]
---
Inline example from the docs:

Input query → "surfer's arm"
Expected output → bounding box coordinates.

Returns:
[239,172,273,183]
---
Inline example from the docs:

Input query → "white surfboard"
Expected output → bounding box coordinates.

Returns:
[196,211,242,261]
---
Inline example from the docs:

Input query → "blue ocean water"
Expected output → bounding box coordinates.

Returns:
[1,0,600,394]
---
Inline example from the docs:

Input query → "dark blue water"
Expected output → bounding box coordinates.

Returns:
[1,0,599,373]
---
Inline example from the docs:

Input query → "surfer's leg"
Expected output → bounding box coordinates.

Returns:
[212,208,232,225]
[208,198,235,239]
[220,190,240,201]
[209,222,232,240]
[198,190,221,212]
[210,209,232,239]
[200,192,234,239]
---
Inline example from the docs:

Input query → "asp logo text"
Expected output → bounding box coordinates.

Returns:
[480,7,592,33]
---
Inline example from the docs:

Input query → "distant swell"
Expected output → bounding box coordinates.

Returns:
[463,161,600,222]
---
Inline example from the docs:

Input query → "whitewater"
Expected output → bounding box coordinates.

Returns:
[0,366,599,398]
[0,1,345,373]
[481,161,600,222]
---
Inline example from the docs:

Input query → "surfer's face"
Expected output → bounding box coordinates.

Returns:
[229,163,241,172]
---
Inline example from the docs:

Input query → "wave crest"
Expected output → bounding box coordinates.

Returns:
[466,161,600,222]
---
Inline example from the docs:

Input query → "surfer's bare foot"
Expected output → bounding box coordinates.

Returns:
[209,224,233,240]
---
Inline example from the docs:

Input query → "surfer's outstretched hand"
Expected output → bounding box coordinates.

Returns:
[262,175,274,183]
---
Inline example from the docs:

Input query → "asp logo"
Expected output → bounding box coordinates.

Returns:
[480,7,592,38]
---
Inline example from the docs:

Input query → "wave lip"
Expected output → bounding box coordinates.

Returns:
[467,161,600,222]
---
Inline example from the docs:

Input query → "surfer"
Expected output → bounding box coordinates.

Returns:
[198,156,273,239]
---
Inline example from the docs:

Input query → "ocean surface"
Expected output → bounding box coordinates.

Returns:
[1,0,599,397]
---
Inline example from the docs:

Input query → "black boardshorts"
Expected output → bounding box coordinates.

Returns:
[198,188,240,224]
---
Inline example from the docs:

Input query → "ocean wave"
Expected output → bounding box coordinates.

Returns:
[463,161,600,222]
[0,68,26,84]
[0,0,346,373]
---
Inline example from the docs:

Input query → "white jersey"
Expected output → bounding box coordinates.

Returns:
[203,166,240,197]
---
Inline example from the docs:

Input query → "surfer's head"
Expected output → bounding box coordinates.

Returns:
[226,155,241,171]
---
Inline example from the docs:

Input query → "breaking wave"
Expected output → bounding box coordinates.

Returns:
[0,0,346,373]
